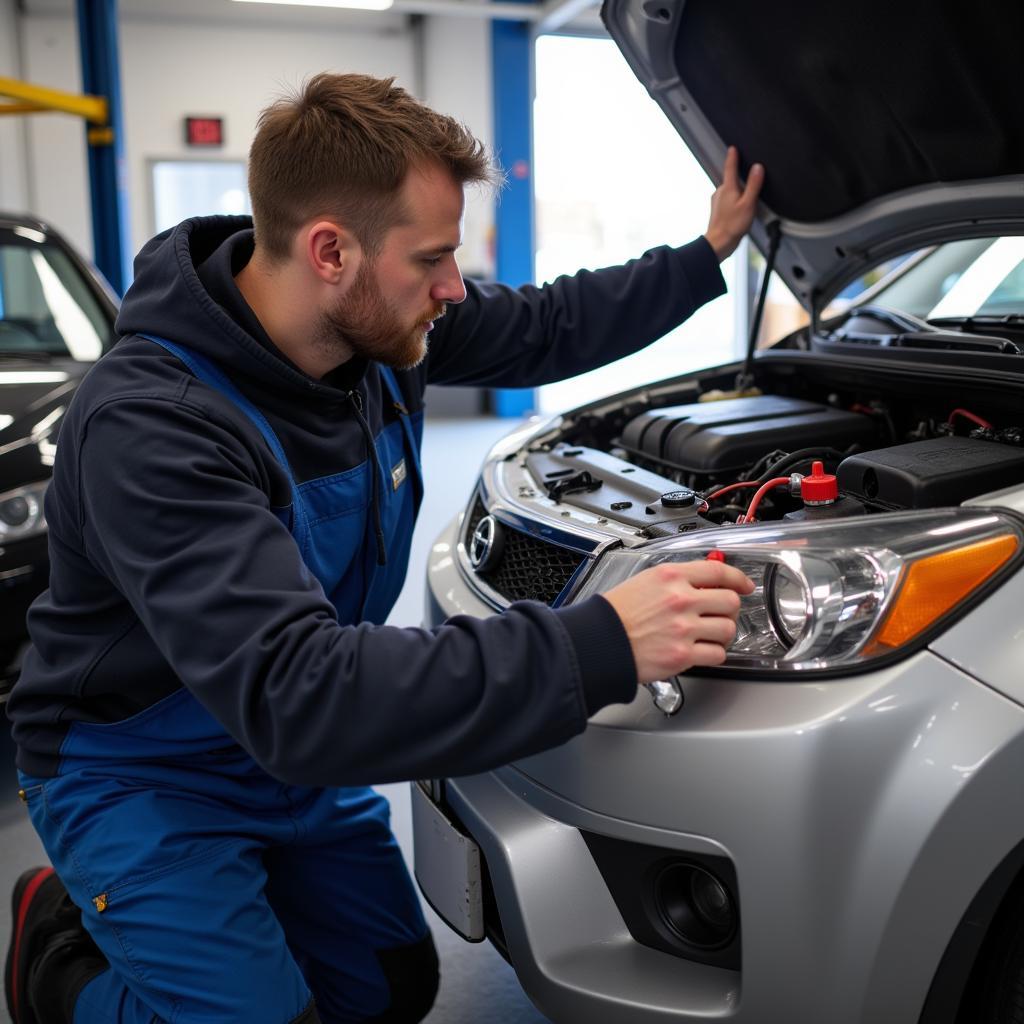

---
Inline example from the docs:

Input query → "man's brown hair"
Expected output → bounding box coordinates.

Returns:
[248,73,496,261]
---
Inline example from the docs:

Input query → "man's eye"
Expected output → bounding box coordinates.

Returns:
[423,256,442,267]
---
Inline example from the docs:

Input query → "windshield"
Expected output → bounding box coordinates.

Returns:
[0,227,114,360]
[759,236,1024,348]
[865,236,1024,321]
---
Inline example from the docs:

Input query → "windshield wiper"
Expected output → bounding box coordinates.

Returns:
[894,333,1023,355]
[928,314,1024,330]
[832,329,1023,355]
[833,306,1024,354]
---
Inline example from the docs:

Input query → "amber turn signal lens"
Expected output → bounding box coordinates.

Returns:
[871,534,1019,649]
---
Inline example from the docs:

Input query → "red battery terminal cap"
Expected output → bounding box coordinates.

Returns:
[800,461,838,504]
[706,550,726,562]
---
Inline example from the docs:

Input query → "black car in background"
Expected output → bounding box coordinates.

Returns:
[0,213,117,695]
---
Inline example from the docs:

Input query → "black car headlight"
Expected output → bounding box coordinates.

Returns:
[572,510,1022,673]
[0,482,49,542]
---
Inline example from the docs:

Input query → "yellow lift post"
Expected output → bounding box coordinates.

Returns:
[0,0,130,293]
[0,77,108,127]
[0,77,123,271]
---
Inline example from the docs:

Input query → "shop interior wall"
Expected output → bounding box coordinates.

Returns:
[421,13,494,281]
[7,5,495,280]
[0,0,31,214]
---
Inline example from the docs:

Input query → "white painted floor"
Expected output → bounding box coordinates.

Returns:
[1,416,551,1024]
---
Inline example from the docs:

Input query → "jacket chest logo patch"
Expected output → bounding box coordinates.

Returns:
[391,458,407,491]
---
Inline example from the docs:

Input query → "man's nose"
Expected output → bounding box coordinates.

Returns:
[432,256,467,305]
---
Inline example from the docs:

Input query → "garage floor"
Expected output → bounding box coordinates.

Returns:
[0,416,551,1024]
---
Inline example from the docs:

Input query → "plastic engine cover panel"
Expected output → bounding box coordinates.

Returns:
[525,445,709,533]
[837,437,1024,508]
[620,396,878,474]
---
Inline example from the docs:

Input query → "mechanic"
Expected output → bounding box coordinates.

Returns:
[5,73,761,1024]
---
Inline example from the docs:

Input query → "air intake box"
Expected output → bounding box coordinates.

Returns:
[619,396,877,473]
[837,437,1024,509]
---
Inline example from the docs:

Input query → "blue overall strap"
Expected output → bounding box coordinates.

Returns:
[376,365,424,500]
[138,334,308,537]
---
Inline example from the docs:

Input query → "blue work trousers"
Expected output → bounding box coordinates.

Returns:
[20,737,430,1023]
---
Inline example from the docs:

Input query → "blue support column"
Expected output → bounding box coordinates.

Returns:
[76,0,131,296]
[491,16,537,418]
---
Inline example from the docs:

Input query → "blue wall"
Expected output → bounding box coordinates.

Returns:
[77,0,132,295]
[491,18,537,418]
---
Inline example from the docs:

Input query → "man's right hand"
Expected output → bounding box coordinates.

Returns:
[602,560,755,684]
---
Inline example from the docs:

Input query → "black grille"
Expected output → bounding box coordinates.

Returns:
[465,497,585,605]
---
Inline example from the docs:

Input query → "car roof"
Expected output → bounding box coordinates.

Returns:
[0,212,55,235]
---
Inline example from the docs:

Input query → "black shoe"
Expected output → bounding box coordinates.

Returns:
[5,867,103,1024]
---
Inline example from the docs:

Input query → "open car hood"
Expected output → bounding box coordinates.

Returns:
[601,0,1024,313]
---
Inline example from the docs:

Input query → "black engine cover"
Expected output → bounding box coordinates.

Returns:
[837,437,1024,509]
[620,396,877,474]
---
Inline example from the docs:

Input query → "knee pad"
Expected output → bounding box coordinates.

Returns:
[366,932,440,1024]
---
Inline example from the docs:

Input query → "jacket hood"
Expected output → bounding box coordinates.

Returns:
[116,216,329,399]
[602,0,1024,314]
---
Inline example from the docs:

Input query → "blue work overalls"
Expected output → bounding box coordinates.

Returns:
[18,338,430,1023]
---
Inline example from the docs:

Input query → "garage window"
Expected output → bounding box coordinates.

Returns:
[533,34,745,414]
[151,160,250,236]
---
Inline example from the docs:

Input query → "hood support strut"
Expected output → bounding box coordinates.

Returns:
[736,220,782,392]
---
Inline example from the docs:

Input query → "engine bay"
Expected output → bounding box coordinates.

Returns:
[517,361,1024,535]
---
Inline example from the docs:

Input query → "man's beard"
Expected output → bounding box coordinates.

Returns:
[315,260,445,372]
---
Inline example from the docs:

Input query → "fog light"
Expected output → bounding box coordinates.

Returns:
[655,863,737,948]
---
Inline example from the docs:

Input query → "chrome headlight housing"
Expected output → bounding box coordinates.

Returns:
[0,482,49,542]
[572,509,1022,673]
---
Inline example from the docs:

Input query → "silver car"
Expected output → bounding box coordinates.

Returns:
[414,2,1024,1021]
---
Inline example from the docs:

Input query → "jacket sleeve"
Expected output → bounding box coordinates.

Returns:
[425,236,726,388]
[75,393,636,786]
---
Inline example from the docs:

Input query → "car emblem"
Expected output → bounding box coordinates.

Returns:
[469,515,503,573]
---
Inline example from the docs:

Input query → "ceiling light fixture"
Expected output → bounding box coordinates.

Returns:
[232,0,395,12]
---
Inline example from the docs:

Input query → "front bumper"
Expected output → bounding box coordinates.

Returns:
[421,513,1024,1024]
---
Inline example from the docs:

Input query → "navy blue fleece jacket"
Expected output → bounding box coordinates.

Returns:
[8,216,726,783]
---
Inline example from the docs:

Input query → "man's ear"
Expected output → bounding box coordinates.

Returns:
[304,221,360,285]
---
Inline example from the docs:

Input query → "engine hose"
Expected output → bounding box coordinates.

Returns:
[757,447,845,483]
[741,476,792,523]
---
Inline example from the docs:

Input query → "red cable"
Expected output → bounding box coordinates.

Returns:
[705,481,762,503]
[10,867,55,1020]
[740,476,791,523]
[949,408,992,430]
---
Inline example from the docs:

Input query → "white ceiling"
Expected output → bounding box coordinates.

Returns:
[23,0,603,34]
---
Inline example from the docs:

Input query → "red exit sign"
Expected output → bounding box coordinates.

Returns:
[185,117,224,147]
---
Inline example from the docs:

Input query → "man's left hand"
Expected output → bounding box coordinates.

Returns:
[703,146,765,262]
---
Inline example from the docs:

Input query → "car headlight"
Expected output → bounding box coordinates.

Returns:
[0,482,49,542]
[571,509,1022,673]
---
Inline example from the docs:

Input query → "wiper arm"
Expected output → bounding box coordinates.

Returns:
[834,306,1024,354]
[895,332,1023,355]
[928,314,1024,329]
[834,329,1023,355]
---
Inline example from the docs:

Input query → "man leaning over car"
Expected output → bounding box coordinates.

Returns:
[5,72,762,1024]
